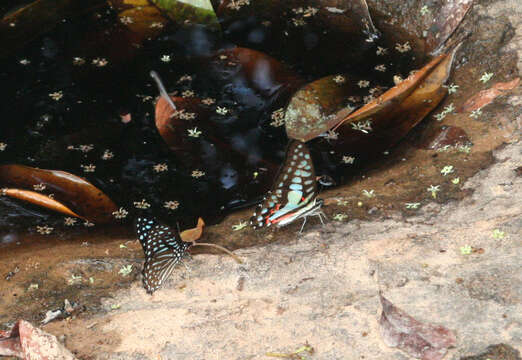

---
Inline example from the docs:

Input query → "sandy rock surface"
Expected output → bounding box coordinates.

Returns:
[50,139,519,360]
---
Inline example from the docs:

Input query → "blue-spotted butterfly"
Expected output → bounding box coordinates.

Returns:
[136,217,191,294]
[250,140,325,231]
[136,217,242,294]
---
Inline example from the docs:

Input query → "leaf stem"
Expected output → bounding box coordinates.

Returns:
[150,70,177,111]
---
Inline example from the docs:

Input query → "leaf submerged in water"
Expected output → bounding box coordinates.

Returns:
[0,165,117,223]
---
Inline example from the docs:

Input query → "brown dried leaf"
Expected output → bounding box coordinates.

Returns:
[286,51,451,142]
[284,74,359,142]
[0,320,76,359]
[2,189,85,220]
[460,78,520,112]
[328,47,458,156]
[335,53,447,131]
[155,96,208,150]
[180,217,205,242]
[0,165,117,223]
[379,294,456,360]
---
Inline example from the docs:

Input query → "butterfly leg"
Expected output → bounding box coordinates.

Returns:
[299,217,308,233]
[317,211,327,225]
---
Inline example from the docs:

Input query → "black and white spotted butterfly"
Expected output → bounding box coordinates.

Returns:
[250,140,326,231]
[136,217,191,294]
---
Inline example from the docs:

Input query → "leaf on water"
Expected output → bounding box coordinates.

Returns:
[333,52,448,132]
[287,46,458,142]
[0,320,77,359]
[0,165,117,223]
[155,95,210,150]
[180,217,205,242]
[459,77,520,112]
[2,189,85,220]
[284,74,359,142]
[371,46,459,141]
[379,293,456,360]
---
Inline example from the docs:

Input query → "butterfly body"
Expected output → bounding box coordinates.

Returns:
[136,217,191,294]
[251,141,325,230]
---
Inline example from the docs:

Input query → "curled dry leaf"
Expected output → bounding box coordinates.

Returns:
[334,51,451,133]
[0,320,76,359]
[287,47,457,142]
[460,77,520,112]
[2,189,85,220]
[0,165,117,223]
[379,294,456,360]
[180,217,205,242]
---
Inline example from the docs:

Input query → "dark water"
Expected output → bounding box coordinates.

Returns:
[0,3,424,233]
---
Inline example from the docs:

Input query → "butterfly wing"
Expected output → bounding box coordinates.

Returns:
[136,217,191,294]
[250,140,317,228]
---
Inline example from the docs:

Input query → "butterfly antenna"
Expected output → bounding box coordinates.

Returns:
[190,242,243,264]
[150,70,177,111]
